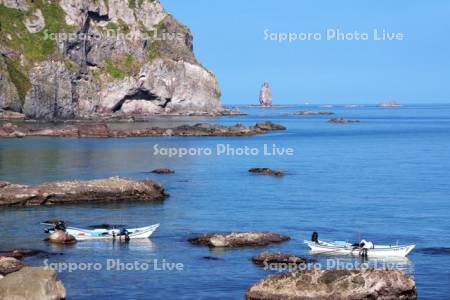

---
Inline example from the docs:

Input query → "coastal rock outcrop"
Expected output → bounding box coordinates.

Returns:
[246,268,417,300]
[0,267,66,300]
[251,252,308,267]
[291,111,334,116]
[0,121,286,138]
[0,257,25,276]
[0,0,222,119]
[249,168,285,177]
[188,232,290,248]
[151,168,175,174]
[48,230,77,244]
[328,117,360,123]
[259,82,272,107]
[0,176,167,206]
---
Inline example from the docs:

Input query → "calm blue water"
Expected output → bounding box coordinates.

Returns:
[1,104,449,299]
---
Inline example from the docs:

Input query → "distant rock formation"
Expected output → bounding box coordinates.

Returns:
[378,101,402,107]
[246,269,417,300]
[248,168,285,177]
[151,168,175,174]
[328,117,360,123]
[259,82,272,107]
[291,111,334,116]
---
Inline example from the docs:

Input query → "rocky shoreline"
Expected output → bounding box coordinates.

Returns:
[0,177,167,207]
[0,121,286,138]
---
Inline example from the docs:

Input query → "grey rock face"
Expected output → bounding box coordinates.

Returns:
[0,0,28,11]
[0,56,22,112]
[4,0,222,119]
[259,82,272,107]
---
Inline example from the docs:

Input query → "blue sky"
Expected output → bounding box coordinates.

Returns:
[162,0,450,105]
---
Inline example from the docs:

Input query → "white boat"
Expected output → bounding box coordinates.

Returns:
[304,240,415,258]
[43,222,159,241]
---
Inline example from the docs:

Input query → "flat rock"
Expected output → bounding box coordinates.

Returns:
[249,168,285,177]
[0,257,25,276]
[0,249,50,259]
[0,122,286,138]
[0,176,167,207]
[189,232,290,248]
[0,267,66,300]
[151,168,175,174]
[328,117,361,123]
[252,252,308,267]
[246,268,417,300]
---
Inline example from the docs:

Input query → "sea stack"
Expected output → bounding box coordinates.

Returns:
[259,82,272,107]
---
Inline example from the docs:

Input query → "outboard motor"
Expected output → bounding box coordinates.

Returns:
[311,232,319,243]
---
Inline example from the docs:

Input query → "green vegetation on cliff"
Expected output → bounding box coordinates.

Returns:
[4,57,31,104]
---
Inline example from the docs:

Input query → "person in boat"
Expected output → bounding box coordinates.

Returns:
[311,232,319,244]
[352,239,374,249]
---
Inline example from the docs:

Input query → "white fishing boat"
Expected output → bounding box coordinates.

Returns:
[43,221,159,241]
[304,232,415,258]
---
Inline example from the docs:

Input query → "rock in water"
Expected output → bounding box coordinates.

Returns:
[48,230,77,245]
[246,269,417,300]
[259,82,272,107]
[251,252,308,267]
[249,168,285,177]
[0,177,167,206]
[0,257,25,276]
[151,168,175,174]
[188,232,290,248]
[0,267,66,300]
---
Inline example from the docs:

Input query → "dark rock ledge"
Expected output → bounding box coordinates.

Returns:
[0,121,286,138]
[188,232,290,248]
[0,177,167,207]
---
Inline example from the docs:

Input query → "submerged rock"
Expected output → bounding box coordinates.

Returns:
[328,117,361,123]
[249,168,285,177]
[0,122,286,138]
[251,252,308,267]
[246,268,416,300]
[189,232,290,248]
[0,267,66,300]
[151,168,175,174]
[0,176,167,206]
[0,248,51,260]
[259,82,272,107]
[0,257,25,276]
[291,111,334,116]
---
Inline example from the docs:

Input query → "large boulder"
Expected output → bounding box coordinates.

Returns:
[246,268,417,300]
[48,230,77,244]
[0,257,25,275]
[189,232,290,248]
[0,267,66,300]
[0,176,168,206]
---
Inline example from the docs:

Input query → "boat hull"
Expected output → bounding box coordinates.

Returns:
[53,224,159,240]
[304,240,415,258]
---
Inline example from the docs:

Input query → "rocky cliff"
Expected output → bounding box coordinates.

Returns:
[0,0,222,119]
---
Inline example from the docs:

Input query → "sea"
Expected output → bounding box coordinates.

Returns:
[0,104,449,299]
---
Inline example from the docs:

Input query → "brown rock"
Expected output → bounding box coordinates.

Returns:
[0,267,66,300]
[246,268,417,300]
[48,230,77,244]
[249,168,285,177]
[0,257,25,275]
[78,122,110,137]
[151,168,175,174]
[252,252,308,267]
[188,232,290,248]
[0,176,168,207]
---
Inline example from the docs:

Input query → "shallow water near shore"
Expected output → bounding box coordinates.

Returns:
[1,104,450,299]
